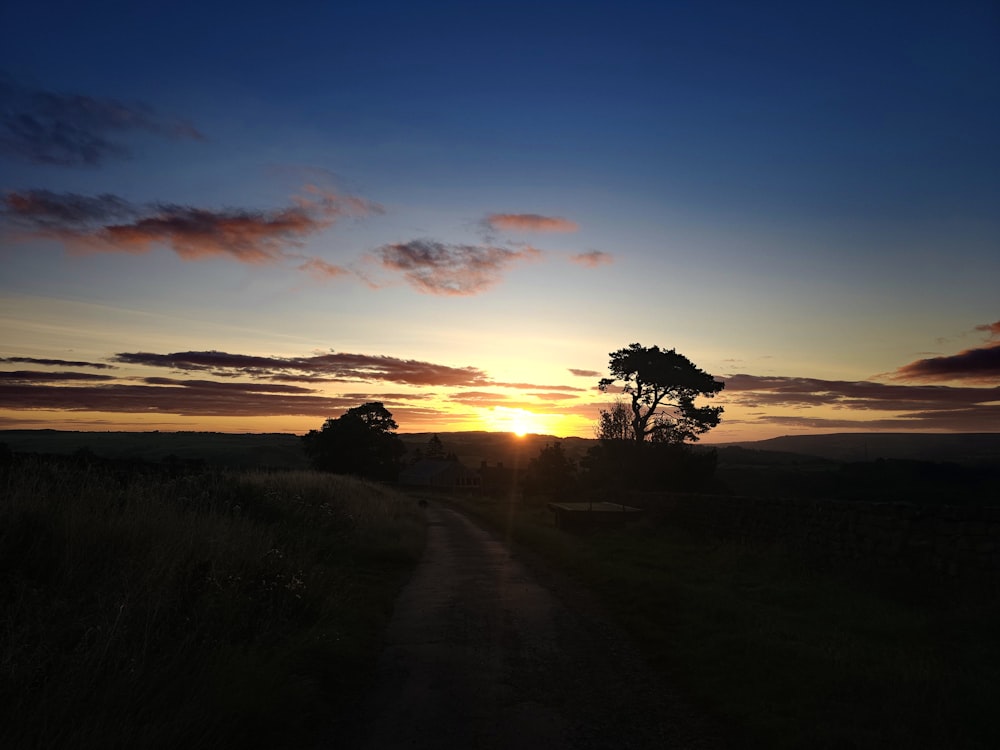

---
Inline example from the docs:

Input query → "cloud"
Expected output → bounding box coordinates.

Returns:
[743,407,1000,432]
[2,186,381,265]
[975,320,1000,337]
[892,343,1000,384]
[892,347,1000,383]
[719,372,1000,432]
[884,321,1000,384]
[2,190,137,227]
[0,346,600,423]
[0,356,116,369]
[0,382,360,417]
[112,349,493,387]
[0,76,203,166]
[299,258,350,279]
[449,391,512,406]
[723,373,1000,423]
[0,370,115,382]
[141,377,315,393]
[376,240,542,295]
[492,381,585,392]
[569,250,613,267]
[568,368,601,378]
[484,213,578,233]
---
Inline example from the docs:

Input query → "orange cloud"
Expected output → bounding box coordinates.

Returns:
[975,320,1000,337]
[299,258,351,279]
[2,187,381,265]
[485,213,578,233]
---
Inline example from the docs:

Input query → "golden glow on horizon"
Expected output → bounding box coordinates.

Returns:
[483,407,553,437]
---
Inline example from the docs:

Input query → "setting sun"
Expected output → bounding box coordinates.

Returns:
[485,407,551,437]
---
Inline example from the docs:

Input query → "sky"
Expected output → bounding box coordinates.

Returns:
[1,0,998,442]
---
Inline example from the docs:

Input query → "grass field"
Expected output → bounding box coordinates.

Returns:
[444,492,1000,750]
[1,460,424,749]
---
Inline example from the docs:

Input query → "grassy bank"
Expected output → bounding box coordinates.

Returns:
[446,493,999,750]
[1,460,424,749]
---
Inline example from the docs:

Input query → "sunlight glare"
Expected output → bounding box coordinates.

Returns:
[487,407,548,436]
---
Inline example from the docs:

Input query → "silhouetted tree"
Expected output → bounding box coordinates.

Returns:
[302,402,404,481]
[598,343,724,444]
[427,434,446,460]
[523,441,578,501]
[596,397,633,441]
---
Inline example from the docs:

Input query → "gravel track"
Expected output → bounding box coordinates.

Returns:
[356,504,724,750]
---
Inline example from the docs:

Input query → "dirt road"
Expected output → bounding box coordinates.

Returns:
[357,504,723,749]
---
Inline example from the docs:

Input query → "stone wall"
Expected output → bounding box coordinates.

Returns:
[623,492,1000,584]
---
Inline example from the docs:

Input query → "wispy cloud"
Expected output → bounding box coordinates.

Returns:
[738,408,1000,432]
[722,373,1000,431]
[141,377,314,393]
[568,368,601,378]
[1,190,136,227]
[449,391,511,406]
[0,345,599,423]
[0,382,360,417]
[0,75,203,166]
[376,240,542,295]
[298,257,351,279]
[529,391,579,400]
[723,374,1000,411]
[2,186,381,266]
[569,250,613,267]
[492,381,584,392]
[483,213,578,233]
[0,370,116,382]
[112,349,493,387]
[0,356,116,369]
[975,321,1000,337]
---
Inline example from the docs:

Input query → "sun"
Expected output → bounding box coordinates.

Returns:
[487,407,548,437]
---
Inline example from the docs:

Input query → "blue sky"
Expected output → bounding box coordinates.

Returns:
[1,0,998,439]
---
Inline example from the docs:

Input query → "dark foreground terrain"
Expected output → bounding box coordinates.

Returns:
[353,504,721,750]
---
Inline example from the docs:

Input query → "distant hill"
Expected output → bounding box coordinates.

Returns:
[0,429,583,471]
[398,431,594,468]
[5,429,998,471]
[718,433,1000,464]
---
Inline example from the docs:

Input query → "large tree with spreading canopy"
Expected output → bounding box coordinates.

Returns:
[598,343,724,444]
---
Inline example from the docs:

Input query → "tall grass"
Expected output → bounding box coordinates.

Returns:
[446,494,1000,750]
[1,460,424,749]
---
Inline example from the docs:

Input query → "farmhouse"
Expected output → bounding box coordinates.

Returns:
[399,459,482,490]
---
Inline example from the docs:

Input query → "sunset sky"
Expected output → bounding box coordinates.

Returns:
[2,0,998,441]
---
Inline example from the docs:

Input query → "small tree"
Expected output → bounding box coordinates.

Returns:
[426,434,446,460]
[598,343,724,444]
[302,402,404,481]
[596,397,633,441]
[522,442,578,501]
